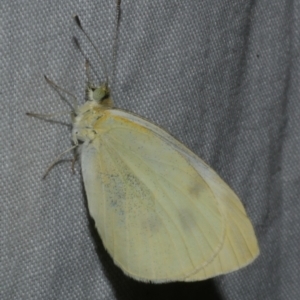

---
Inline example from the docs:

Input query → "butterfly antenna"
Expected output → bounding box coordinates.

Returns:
[111,0,121,90]
[74,15,109,86]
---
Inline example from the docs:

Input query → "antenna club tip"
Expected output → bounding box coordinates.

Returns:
[44,75,51,83]
[74,15,83,30]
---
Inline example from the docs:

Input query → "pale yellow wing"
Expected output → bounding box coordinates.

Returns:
[81,109,259,282]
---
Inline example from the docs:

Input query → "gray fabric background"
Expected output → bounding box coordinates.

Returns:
[1,0,299,299]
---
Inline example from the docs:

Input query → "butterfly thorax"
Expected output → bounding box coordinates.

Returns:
[72,84,113,145]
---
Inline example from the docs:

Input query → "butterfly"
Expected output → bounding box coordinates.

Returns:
[27,6,259,283]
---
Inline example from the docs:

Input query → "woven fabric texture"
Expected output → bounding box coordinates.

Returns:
[1,0,299,299]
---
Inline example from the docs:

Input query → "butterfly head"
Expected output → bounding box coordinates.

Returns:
[87,83,114,108]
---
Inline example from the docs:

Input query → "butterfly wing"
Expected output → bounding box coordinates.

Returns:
[80,109,259,282]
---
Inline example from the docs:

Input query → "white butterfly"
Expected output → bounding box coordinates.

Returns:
[28,7,259,283]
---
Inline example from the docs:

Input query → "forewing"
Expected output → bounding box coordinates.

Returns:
[81,109,259,282]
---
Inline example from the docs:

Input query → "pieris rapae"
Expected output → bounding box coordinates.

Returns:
[27,2,259,283]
